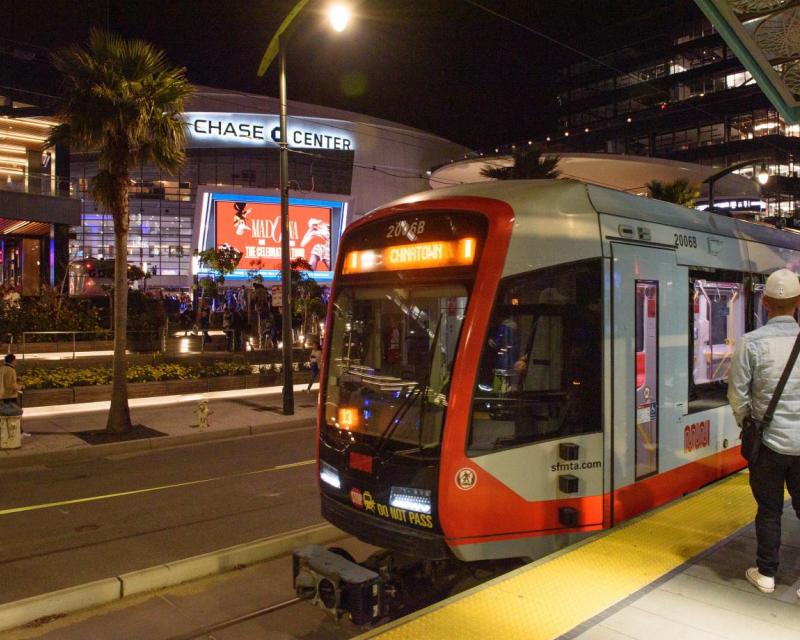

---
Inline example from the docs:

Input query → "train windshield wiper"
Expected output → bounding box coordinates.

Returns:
[375,313,443,455]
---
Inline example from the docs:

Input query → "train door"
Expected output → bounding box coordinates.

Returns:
[611,243,687,522]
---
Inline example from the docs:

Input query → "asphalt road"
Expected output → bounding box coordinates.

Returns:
[0,424,321,604]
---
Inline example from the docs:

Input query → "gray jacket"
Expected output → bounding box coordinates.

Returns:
[727,316,800,455]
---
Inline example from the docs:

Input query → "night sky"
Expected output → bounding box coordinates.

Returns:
[3,0,694,150]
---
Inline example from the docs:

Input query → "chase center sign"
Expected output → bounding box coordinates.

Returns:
[184,112,355,151]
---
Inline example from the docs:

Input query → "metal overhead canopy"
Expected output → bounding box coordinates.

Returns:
[695,0,800,123]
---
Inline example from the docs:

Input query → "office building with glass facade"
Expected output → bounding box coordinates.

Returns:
[432,1,800,221]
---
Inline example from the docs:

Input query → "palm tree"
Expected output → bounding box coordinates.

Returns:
[646,178,701,208]
[49,30,193,433]
[480,148,561,180]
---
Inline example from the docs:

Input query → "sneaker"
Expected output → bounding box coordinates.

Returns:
[21,432,31,438]
[746,567,775,593]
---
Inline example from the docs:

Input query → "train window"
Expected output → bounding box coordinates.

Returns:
[692,280,744,385]
[634,281,658,480]
[688,274,746,412]
[752,282,768,328]
[323,284,469,449]
[468,260,602,454]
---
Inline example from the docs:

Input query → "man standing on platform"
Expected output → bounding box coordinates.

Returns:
[728,268,800,597]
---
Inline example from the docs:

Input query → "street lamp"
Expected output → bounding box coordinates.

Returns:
[703,157,770,213]
[757,164,770,186]
[258,2,351,415]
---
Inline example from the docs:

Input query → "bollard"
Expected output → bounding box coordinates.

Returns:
[195,399,212,430]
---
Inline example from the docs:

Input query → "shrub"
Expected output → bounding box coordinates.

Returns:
[0,288,105,341]
[127,289,167,332]
[19,360,254,390]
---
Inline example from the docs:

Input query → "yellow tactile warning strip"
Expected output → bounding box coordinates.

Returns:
[360,472,755,640]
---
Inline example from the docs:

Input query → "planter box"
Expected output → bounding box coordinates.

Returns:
[207,375,246,392]
[22,388,75,407]
[74,385,113,403]
[165,379,204,395]
[245,374,281,389]
[128,336,162,353]
[129,381,167,398]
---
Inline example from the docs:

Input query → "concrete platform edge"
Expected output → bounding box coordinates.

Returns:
[0,523,343,633]
[0,418,314,470]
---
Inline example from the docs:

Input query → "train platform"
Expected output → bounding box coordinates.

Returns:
[362,472,800,640]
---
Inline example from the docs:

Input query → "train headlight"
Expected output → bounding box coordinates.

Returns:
[389,486,432,514]
[320,461,341,489]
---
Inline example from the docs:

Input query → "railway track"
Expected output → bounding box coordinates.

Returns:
[164,597,307,640]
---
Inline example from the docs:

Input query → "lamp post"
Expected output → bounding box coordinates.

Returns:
[259,2,351,415]
[277,33,295,415]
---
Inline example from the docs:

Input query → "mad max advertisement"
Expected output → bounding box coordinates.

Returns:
[215,200,331,272]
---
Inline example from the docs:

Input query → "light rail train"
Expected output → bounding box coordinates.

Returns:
[67,258,113,297]
[294,179,799,623]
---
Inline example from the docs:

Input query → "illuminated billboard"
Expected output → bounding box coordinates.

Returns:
[195,190,347,283]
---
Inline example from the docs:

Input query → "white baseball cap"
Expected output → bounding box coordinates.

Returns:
[765,268,800,299]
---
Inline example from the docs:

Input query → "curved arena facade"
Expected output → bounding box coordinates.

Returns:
[70,85,468,288]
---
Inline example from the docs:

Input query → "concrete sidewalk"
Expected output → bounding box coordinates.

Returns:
[0,383,320,469]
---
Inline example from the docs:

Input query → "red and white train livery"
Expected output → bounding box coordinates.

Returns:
[311,179,796,569]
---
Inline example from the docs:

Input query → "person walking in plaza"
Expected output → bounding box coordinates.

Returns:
[727,268,800,597]
[198,299,211,345]
[222,305,234,351]
[0,353,28,437]
[306,341,323,392]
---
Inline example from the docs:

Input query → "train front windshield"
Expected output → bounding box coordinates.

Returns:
[324,284,467,449]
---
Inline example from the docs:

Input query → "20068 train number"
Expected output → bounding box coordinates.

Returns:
[386,219,426,238]
[674,233,697,248]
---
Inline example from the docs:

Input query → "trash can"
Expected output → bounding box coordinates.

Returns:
[0,416,22,449]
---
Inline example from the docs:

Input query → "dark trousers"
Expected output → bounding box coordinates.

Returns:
[307,365,319,391]
[748,445,800,577]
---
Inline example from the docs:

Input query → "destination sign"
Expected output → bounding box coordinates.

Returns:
[342,238,476,274]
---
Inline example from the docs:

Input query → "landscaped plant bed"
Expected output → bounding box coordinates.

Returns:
[19,371,310,407]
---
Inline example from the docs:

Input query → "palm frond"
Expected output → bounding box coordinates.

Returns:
[480,148,561,180]
[647,179,701,208]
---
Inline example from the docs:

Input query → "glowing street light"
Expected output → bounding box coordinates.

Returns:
[257,1,351,415]
[328,4,352,32]
[757,164,770,185]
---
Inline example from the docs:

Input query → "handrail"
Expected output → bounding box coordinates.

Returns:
[0,171,79,199]
[20,329,164,360]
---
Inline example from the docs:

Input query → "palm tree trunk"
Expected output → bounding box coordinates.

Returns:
[107,184,132,434]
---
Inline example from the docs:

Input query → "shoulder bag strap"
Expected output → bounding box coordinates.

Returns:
[762,330,800,425]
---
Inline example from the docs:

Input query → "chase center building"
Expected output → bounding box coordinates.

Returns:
[70,86,468,288]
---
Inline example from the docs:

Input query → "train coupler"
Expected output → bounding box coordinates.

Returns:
[293,545,383,626]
